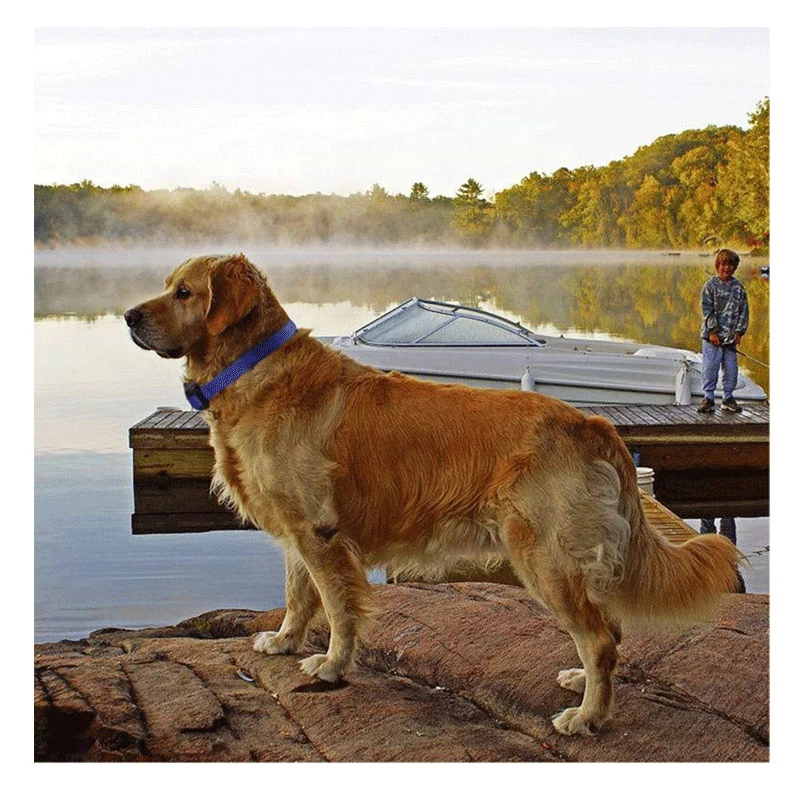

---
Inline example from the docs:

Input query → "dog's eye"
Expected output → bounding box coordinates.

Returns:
[174,287,191,300]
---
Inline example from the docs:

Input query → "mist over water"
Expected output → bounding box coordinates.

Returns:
[34,243,734,270]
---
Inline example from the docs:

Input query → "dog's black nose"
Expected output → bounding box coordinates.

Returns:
[124,308,143,328]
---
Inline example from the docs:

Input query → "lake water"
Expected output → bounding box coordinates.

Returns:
[34,248,770,642]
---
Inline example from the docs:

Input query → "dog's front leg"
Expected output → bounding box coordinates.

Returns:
[253,549,321,655]
[292,526,373,683]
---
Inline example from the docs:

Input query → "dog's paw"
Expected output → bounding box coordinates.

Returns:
[551,706,598,737]
[299,653,344,683]
[557,668,586,695]
[253,631,296,655]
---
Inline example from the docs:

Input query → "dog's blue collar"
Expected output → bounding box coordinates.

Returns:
[184,319,297,410]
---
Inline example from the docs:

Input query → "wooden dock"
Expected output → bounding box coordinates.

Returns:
[581,403,769,518]
[129,402,768,536]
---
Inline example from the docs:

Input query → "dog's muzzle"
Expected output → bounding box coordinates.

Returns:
[124,308,143,328]
[124,307,183,358]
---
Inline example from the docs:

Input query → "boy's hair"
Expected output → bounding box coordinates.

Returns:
[715,248,740,269]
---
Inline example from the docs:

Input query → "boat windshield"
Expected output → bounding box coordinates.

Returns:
[354,298,544,346]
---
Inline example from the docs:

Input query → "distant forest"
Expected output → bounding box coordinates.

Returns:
[35,98,769,251]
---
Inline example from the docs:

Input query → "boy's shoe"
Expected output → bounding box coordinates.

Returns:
[697,398,715,414]
[722,397,743,413]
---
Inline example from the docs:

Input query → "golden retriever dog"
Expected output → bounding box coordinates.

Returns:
[125,253,741,736]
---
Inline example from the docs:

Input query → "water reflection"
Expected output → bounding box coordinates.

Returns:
[699,517,737,543]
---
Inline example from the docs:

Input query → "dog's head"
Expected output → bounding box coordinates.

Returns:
[124,254,267,360]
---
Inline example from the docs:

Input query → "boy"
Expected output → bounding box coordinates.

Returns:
[698,249,749,413]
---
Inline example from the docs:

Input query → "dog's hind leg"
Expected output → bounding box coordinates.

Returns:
[548,584,618,736]
[502,515,617,736]
[291,526,374,683]
[556,613,621,696]
[253,549,321,655]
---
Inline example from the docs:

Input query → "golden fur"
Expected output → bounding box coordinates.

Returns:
[125,254,742,736]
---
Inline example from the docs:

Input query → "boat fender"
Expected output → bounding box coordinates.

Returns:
[674,360,692,405]
[521,366,536,392]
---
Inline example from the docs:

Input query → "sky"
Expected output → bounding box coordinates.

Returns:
[34,25,769,199]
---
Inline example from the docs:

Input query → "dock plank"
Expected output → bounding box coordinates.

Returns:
[151,410,185,430]
[581,403,769,442]
[172,411,201,429]
[130,409,172,430]
[133,448,216,479]
[640,493,697,544]
[131,403,769,437]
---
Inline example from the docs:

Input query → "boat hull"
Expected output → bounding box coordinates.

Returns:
[321,338,767,407]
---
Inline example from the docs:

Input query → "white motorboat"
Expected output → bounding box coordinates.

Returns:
[321,297,768,406]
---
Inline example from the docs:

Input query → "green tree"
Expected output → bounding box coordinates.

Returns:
[456,178,484,205]
[410,182,429,201]
[453,178,494,244]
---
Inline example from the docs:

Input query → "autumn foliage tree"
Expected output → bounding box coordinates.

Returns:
[714,98,769,248]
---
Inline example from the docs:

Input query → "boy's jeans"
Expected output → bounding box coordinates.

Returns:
[701,340,738,400]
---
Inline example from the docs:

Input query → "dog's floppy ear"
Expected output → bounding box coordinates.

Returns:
[206,255,259,336]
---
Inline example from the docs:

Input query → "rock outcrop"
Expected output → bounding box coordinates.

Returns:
[34,582,768,762]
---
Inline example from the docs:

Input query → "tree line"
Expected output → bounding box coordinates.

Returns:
[35,98,768,251]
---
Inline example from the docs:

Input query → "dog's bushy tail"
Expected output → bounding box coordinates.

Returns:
[582,416,742,624]
[618,528,741,623]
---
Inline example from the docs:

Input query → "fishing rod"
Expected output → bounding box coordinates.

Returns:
[734,349,770,370]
